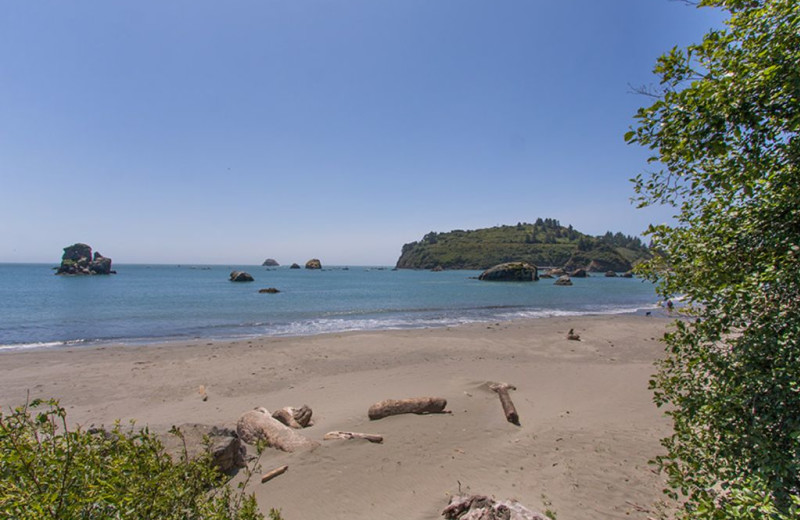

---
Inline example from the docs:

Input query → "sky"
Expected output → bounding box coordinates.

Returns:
[0,1,725,266]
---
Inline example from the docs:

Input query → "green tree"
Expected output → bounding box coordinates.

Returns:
[626,1,800,518]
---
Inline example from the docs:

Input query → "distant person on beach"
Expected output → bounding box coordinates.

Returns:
[666,299,674,311]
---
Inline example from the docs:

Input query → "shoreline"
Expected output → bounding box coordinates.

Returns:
[0,305,666,353]
[0,314,674,519]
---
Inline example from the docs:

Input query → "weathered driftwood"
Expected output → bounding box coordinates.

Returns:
[323,431,384,443]
[443,494,548,520]
[489,383,519,425]
[368,397,448,420]
[272,405,313,429]
[237,407,319,452]
[261,464,288,483]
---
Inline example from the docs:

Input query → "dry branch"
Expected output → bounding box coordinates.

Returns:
[260,464,288,483]
[490,383,520,425]
[323,431,384,443]
[367,397,448,420]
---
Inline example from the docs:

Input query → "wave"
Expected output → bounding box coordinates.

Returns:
[0,304,662,352]
[0,339,88,351]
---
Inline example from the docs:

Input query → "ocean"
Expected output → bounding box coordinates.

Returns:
[0,263,661,350]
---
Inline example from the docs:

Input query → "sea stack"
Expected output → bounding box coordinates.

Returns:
[55,243,115,275]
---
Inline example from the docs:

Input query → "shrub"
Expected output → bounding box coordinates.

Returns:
[0,399,269,520]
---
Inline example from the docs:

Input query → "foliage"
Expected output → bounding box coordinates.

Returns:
[396,222,648,270]
[627,0,800,517]
[0,399,268,520]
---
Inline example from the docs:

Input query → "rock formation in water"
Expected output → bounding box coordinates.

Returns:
[262,258,279,267]
[478,262,538,282]
[305,258,322,269]
[230,271,254,282]
[55,243,115,275]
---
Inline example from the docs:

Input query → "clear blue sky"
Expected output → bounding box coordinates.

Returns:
[1,1,724,266]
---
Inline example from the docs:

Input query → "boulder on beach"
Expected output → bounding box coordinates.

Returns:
[159,424,246,474]
[478,262,538,282]
[305,258,322,270]
[230,271,254,282]
[55,243,115,275]
[262,258,279,267]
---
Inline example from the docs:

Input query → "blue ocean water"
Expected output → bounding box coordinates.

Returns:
[0,264,660,350]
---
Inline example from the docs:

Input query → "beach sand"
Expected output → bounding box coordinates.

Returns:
[0,314,673,519]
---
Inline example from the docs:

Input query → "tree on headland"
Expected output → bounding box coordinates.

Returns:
[627,1,799,518]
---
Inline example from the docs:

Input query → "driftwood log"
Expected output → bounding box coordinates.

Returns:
[489,383,520,425]
[272,405,313,429]
[368,397,448,420]
[323,431,384,443]
[443,494,548,520]
[260,464,289,483]
[237,407,319,452]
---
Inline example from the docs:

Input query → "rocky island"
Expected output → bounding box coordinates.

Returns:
[55,243,115,275]
[396,220,650,273]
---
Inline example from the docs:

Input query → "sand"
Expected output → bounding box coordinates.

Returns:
[0,314,674,519]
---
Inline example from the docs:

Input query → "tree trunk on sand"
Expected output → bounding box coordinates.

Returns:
[443,494,547,520]
[368,397,448,420]
[490,383,520,425]
[237,408,319,452]
[272,405,313,429]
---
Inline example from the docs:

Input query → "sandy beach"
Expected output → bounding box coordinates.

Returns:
[0,314,673,519]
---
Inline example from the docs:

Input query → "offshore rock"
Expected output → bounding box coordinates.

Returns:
[56,243,115,275]
[478,262,538,282]
[554,275,573,286]
[230,271,254,282]
[289,263,301,269]
[305,258,322,269]
[89,252,113,274]
[262,258,279,267]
